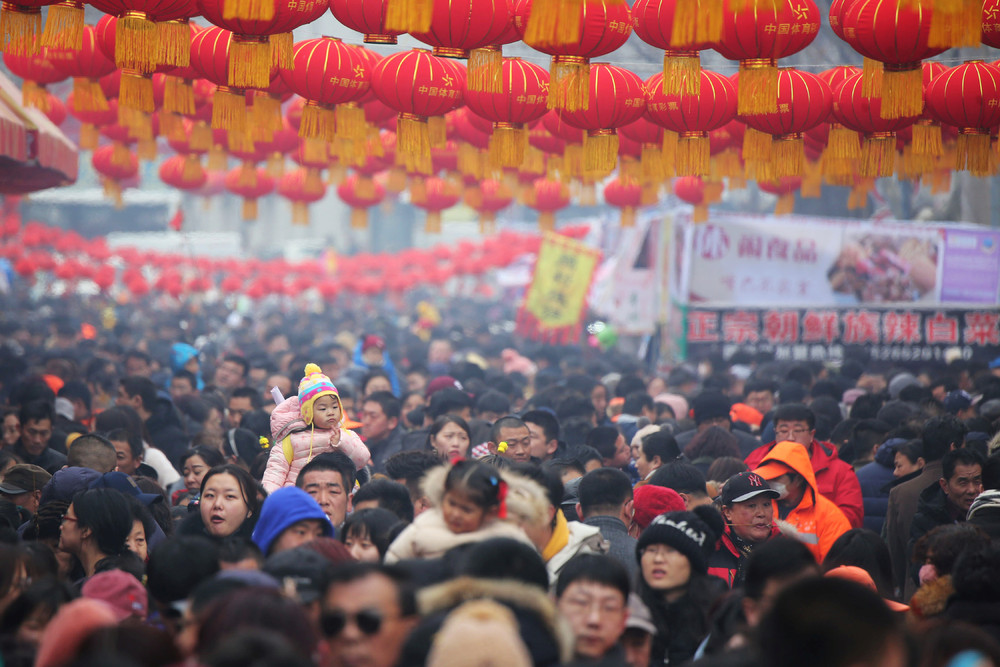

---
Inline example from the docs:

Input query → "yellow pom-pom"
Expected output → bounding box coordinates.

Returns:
[304,363,322,375]
[497,441,508,453]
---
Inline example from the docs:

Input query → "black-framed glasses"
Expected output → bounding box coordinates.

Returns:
[320,608,385,638]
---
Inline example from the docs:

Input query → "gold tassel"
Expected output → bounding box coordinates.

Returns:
[227,128,254,153]
[912,121,943,156]
[301,137,327,164]
[410,177,427,204]
[929,168,950,194]
[212,86,248,133]
[427,114,447,148]
[237,160,258,187]
[292,201,309,225]
[488,123,527,168]
[41,0,82,50]
[251,93,283,142]
[207,144,227,171]
[327,163,346,185]
[584,130,618,173]
[190,121,213,150]
[229,34,271,89]
[641,143,665,182]
[880,64,923,119]
[771,135,803,178]
[620,207,636,228]
[670,0,698,48]
[111,141,131,167]
[79,122,98,150]
[801,160,822,198]
[662,51,700,97]
[538,211,556,232]
[692,203,708,223]
[548,56,589,112]
[703,179,723,203]
[120,106,153,140]
[662,130,678,177]
[163,76,195,116]
[742,127,773,163]
[697,0,723,43]
[270,32,292,69]
[137,137,156,161]
[478,212,496,234]
[119,70,154,112]
[774,192,794,216]
[468,46,503,93]
[103,178,124,208]
[335,103,367,141]
[860,132,896,178]
[72,77,109,112]
[356,175,375,199]
[303,167,323,195]
[266,152,284,178]
[676,132,709,176]
[1,3,40,56]
[641,182,659,205]
[861,57,883,99]
[737,59,777,116]
[524,0,583,47]
[424,211,442,234]
[224,0,274,22]
[155,19,190,67]
[385,0,433,32]
[351,208,369,229]
[299,102,336,142]
[955,130,991,176]
[387,167,407,192]
[827,125,861,159]
[928,0,981,48]
[241,198,259,221]
[21,81,49,111]
[397,113,431,166]
[116,11,159,73]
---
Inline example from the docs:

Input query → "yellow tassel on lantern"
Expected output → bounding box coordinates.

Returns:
[119,70,154,113]
[351,208,369,229]
[335,103,367,142]
[640,143,665,183]
[488,123,527,168]
[384,0,432,33]
[583,130,618,173]
[670,0,699,48]
[692,203,708,223]
[301,137,327,164]
[548,56,589,112]
[237,160,258,187]
[662,51,701,97]
[912,120,943,156]
[103,178,124,208]
[676,132,709,176]
[41,0,82,50]
[163,76,195,115]
[299,102,336,142]
[120,107,153,140]
[737,58,778,116]
[620,207,636,228]
[641,183,659,205]
[479,212,497,234]
[21,81,49,111]
[227,128,254,153]
[387,167,407,193]
[265,152,284,178]
[1,3,41,56]
[771,134,803,178]
[116,11,159,73]
[861,57,883,99]
[801,160,822,198]
[224,0,273,22]
[229,34,271,90]
[538,211,556,231]
[190,121,212,150]
[207,143,227,171]
[241,198,259,221]
[861,132,896,178]
[742,127,773,163]
[468,46,503,93]
[111,141,131,168]
[71,77,109,112]
[523,0,584,47]
[955,130,991,176]
[213,86,249,133]
[424,211,442,234]
[155,19,190,68]
[928,0,981,48]
[662,130,678,176]
[774,192,794,216]
[79,122,98,150]
[696,0,723,43]
[880,64,923,119]
[327,163,346,185]
[291,201,310,226]
[703,179,723,203]
[397,113,432,164]
[827,124,861,159]
[269,32,292,69]
[182,154,203,181]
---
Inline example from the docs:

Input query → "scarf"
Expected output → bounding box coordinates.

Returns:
[542,509,569,562]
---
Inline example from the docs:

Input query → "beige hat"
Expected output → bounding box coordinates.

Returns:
[427,599,532,667]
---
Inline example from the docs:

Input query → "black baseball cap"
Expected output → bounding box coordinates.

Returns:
[720,471,780,506]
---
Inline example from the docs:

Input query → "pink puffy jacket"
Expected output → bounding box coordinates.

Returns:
[262,396,370,493]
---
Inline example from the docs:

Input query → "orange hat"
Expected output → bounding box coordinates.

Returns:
[753,459,795,481]
[730,402,763,428]
[41,374,64,395]
[825,566,909,612]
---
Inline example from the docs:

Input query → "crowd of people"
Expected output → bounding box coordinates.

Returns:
[0,289,999,667]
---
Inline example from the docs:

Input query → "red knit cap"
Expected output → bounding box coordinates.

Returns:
[633,485,686,530]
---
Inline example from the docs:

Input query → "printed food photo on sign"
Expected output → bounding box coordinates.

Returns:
[827,233,938,304]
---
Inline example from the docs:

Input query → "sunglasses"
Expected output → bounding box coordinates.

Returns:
[320,608,384,637]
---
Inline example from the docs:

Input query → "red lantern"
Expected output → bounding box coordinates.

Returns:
[757,176,801,215]
[984,0,1000,49]
[603,177,643,227]
[159,153,207,189]
[92,144,139,206]
[631,0,717,97]
[278,168,327,225]
[88,0,187,73]
[525,177,569,231]
[224,165,275,220]
[67,94,118,149]
[48,24,116,112]
[328,0,403,44]
[337,173,387,229]
[370,49,464,173]
[925,60,1000,176]
[839,0,947,119]
[464,178,513,232]
[411,177,460,233]
[558,63,646,173]
[0,0,83,56]
[646,68,736,176]
[3,48,69,111]
[831,72,917,178]
[464,57,549,167]
[715,0,819,115]
[519,0,631,111]
[673,175,709,222]
[411,0,512,59]
[620,117,666,182]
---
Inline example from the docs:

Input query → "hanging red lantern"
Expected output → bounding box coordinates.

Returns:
[337,173,387,229]
[519,0,631,111]
[983,0,1000,49]
[42,93,67,126]
[159,153,207,189]
[603,177,643,227]
[370,49,464,174]
[0,0,84,56]
[67,94,118,149]
[411,176,460,233]
[839,0,946,119]
[757,176,801,215]
[410,0,512,59]
[646,68,736,176]
[631,0,717,97]
[464,178,512,232]
[3,48,69,111]
[715,0,819,116]
[88,0,187,73]
[277,168,327,225]
[48,24,116,112]
[464,57,549,168]
[328,0,404,44]
[673,175,709,222]
[557,63,646,173]
[924,60,1000,176]
[831,71,917,178]
[224,165,275,220]
[525,177,569,231]
[620,116,666,182]
[92,143,139,206]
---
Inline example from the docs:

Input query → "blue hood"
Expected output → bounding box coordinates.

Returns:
[875,438,907,468]
[252,487,333,555]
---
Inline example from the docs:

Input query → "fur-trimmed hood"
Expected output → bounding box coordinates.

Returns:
[417,576,574,665]
[420,463,551,529]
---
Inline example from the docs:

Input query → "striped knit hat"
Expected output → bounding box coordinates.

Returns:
[298,363,341,426]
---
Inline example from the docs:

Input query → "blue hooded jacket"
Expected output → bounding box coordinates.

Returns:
[251,487,333,555]
[855,438,903,534]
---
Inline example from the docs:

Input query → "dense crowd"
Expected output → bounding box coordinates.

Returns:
[0,289,999,667]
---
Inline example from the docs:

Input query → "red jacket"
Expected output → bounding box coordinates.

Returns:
[745,438,864,529]
[708,523,781,588]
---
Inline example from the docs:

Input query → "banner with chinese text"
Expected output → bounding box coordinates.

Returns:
[682,306,1000,363]
[516,232,601,344]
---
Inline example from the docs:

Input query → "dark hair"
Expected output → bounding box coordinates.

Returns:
[77,623,182,667]
[744,379,778,398]
[490,415,528,445]
[543,457,586,480]
[706,456,748,482]
[623,391,653,416]
[172,369,197,388]
[578,468,632,516]
[648,461,709,497]
[0,576,74,637]
[585,426,620,461]
[941,445,985,480]
[197,587,317,660]
[58,380,92,411]
[323,562,416,617]
[828,418,859,448]
[221,354,249,377]
[922,415,969,462]
[71,488,133,558]
[744,536,818,601]
[202,629,313,667]
[125,349,152,366]
[18,399,54,427]
[134,477,173,537]
[893,439,923,465]
[475,390,510,417]
[94,405,150,446]
[66,433,117,471]
[615,374,647,399]
[442,459,503,514]
[773,403,815,430]
[296,451,356,494]
[509,462,564,517]
[183,446,226,470]
[201,465,263,519]
[229,386,261,408]
[951,543,1000,602]
[384,450,442,504]
[458,537,549,591]
[682,426,736,461]
[147,536,220,603]
[106,428,144,460]
[822,529,895,598]
[217,536,263,568]
[363,391,401,420]
[176,395,216,426]
[340,508,404,560]
[352,479,414,524]
[848,393,884,420]
[555,394,595,423]
[568,444,603,468]
[912,524,990,576]
[238,410,271,441]
[521,409,560,444]
[428,415,471,451]
[120,376,158,412]
[361,369,393,397]
[555,553,629,601]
